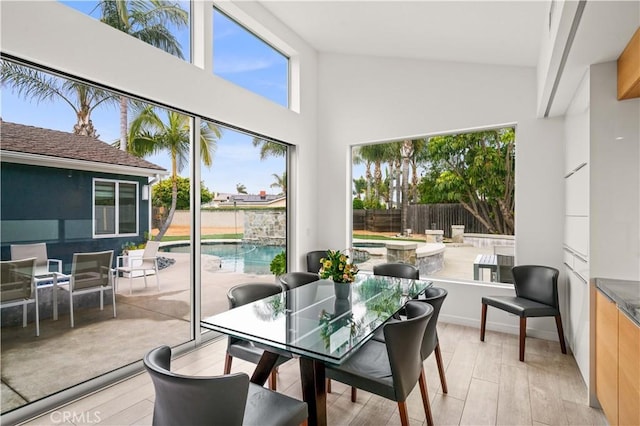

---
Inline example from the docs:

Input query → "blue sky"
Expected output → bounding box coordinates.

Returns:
[1,1,288,195]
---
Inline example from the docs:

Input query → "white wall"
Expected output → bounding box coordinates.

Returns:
[317,53,566,337]
[0,0,320,269]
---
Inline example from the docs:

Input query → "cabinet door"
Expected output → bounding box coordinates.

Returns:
[596,291,618,425]
[618,311,640,426]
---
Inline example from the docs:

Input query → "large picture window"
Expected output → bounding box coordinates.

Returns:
[93,179,138,237]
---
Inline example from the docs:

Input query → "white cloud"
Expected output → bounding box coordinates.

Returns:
[214,57,275,74]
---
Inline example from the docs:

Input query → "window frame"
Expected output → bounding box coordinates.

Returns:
[92,178,139,238]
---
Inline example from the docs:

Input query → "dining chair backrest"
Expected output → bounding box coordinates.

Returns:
[418,287,447,360]
[70,250,114,291]
[227,282,282,309]
[10,243,49,276]
[306,250,328,273]
[373,262,419,280]
[512,265,559,308]
[0,257,36,302]
[144,345,249,426]
[279,272,319,291]
[384,300,433,401]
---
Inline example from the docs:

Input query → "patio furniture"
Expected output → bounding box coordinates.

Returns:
[69,250,115,328]
[115,241,160,295]
[279,271,319,291]
[480,265,567,361]
[1,257,39,336]
[10,242,69,320]
[224,282,291,391]
[325,301,435,426]
[144,345,308,426]
[493,246,515,283]
[306,250,328,274]
[473,254,498,281]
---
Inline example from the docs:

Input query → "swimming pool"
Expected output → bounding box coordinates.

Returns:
[161,242,284,275]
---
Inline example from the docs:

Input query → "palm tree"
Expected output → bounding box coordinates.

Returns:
[270,172,287,195]
[352,147,372,200]
[98,0,188,151]
[400,140,414,235]
[359,144,388,201]
[252,137,287,160]
[236,183,248,194]
[129,106,221,240]
[0,61,116,137]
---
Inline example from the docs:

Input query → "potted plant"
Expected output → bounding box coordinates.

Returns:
[121,240,149,278]
[270,250,286,283]
[319,249,359,299]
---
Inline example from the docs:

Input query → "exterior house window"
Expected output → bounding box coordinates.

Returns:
[93,179,138,237]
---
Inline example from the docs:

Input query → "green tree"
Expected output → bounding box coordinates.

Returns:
[0,61,116,137]
[252,137,287,160]
[270,172,287,195]
[152,177,213,209]
[98,0,188,151]
[236,183,248,194]
[427,127,515,234]
[129,106,221,240]
[352,176,367,200]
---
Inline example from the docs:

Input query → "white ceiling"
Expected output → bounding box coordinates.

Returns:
[260,1,549,67]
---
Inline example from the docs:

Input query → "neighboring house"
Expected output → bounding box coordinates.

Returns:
[0,120,168,272]
[209,191,286,208]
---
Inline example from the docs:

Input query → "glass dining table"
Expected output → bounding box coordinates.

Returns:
[202,272,432,426]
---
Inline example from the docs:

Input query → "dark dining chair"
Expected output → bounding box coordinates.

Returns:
[224,282,291,390]
[325,301,435,426]
[329,261,420,396]
[279,271,319,291]
[373,262,419,280]
[306,250,328,273]
[369,287,448,400]
[480,265,567,362]
[144,345,308,426]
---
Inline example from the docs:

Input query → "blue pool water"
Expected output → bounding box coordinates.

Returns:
[161,242,283,275]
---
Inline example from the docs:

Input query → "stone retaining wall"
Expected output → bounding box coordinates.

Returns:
[416,243,446,276]
[242,210,286,246]
[463,233,515,249]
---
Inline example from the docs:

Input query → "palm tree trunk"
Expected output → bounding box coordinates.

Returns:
[119,96,128,151]
[154,157,179,240]
[400,140,413,235]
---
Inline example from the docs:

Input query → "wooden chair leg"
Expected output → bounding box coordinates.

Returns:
[434,343,448,394]
[480,303,488,341]
[419,368,434,426]
[555,315,567,354]
[269,369,277,390]
[351,386,357,402]
[519,317,527,362]
[326,378,331,393]
[397,401,410,426]
[224,353,232,374]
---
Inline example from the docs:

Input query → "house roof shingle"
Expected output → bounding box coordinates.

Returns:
[0,120,166,172]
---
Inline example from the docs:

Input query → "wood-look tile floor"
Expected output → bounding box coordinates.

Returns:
[23,323,606,426]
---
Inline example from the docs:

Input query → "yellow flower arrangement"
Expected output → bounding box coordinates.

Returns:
[319,249,359,283]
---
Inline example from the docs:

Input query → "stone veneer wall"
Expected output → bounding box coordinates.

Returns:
[242,210,286,246]
[463,233,515,249]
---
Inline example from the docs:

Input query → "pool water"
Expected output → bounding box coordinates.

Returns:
[161,242,284,275]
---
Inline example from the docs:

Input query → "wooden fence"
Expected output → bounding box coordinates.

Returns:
[353,204,490,237]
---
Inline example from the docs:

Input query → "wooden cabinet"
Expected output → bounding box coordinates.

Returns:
[618,310,640,426]
[596,290,619,424]
[596,288,640,426]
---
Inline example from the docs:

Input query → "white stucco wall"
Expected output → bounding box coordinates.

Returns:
[317,53,566,337]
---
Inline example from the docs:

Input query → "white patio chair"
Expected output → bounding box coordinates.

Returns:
[115,241,161,295]
[11,242,69,320]
[1,257,39,336]
[69,250,115,328]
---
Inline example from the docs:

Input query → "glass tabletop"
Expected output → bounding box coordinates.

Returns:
[202,273,432,364]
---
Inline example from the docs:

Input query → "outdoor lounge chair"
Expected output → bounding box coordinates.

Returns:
[1,257,39,336]
[115,241,160,295]
[69,250,115,328]
[11,242,69,320]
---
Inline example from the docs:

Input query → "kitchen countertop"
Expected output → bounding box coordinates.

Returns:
[595,278,640,327]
